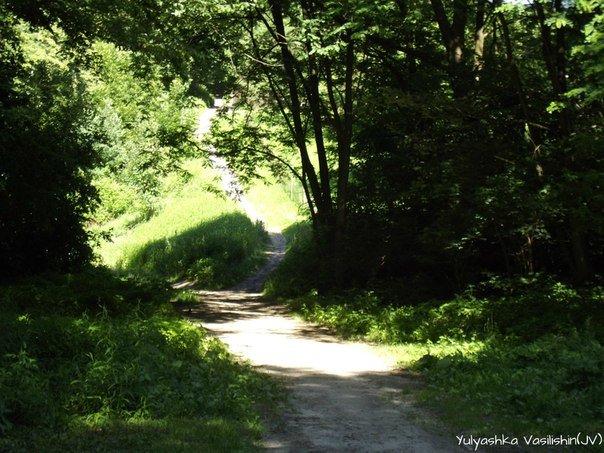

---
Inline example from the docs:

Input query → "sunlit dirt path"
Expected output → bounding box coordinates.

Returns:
[182,234,461,453]
[186,102,461,452]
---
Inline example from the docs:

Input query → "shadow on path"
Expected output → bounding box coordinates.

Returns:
[177,228,461,452]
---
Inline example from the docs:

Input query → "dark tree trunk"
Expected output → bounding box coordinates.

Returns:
[533,0,592,282]
[474,0,486,72]
[430,0,470,96]
[268,0,326,216]
[333,35,355,286]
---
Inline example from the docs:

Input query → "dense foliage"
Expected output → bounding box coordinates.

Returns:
[0,16,98,277]
[0,271,280,451]
[203,0,604,290]
[0,0,218,279]
[3,0,602,285]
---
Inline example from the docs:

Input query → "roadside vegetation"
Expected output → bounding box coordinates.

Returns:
[0,270,280,452]
[0,149,282,450]
[269,224,604,437]
[0,159,285,450]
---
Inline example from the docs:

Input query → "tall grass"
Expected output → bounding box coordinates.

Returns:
[0,271,281,451]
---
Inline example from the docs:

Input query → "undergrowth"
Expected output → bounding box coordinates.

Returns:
[271,226,604,440]
[0,270,281,452]
[286,282,604,438]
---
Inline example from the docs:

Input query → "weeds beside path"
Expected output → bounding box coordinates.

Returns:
[182,235,460,452]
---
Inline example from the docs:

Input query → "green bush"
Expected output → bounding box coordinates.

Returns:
[291,278,604,343]
[290,292,493,343]
[265,222,329,296]
[0,272,281,451]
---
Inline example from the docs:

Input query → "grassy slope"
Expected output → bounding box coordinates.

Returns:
[0,161,302,451]
[98,164,236,267]
[98,160,267,288]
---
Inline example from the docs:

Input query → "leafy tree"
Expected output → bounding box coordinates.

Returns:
[0,18,99,277]
[1,0,601,287]
[344,0,603,287]
[197,0,603,288]
[0,0,213,278]
[205,0,400,283]
[89,41,198,222]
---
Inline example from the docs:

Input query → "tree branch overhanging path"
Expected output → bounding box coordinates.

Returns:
[184,106,460,452]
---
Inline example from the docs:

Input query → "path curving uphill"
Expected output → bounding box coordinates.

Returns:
[187,102,460,452]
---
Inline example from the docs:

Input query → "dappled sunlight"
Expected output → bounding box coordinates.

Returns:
[182,270,459,450]
[9,416,259,452]
[183,289,458,451]
[260,369,436,452]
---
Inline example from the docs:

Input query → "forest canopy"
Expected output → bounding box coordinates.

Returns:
[1,0,602,288]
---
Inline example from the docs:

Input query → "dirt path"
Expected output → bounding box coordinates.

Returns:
[183,234,461,452]
[188,104,461,452]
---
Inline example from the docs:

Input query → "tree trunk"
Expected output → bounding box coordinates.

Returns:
[430,0,470,96]
[333,35,355,286]
[267,0,326,218]
[533,0,591,282]
[569,216,592,283]
[474,0,486,72]
[498,11,543,162]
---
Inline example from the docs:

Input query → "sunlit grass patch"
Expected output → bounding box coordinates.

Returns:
[246,176,305,231]
[376,339,487,369]
[97,160,268,288]
[114,212,267,288]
